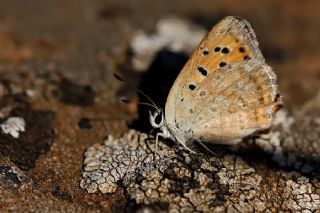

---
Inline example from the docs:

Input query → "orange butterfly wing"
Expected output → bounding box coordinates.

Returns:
[164,16,281,144]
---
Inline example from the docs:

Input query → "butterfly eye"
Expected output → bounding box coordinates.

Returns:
[154,112,163,125]
[149,110,163,129]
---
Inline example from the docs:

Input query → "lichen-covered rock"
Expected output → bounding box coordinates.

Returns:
[81,130,229,212]
[255,110,320,173]
[81,131,161,194]
[80,128,320,212]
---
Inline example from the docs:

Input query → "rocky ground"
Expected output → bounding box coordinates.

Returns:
[0,0,319,212]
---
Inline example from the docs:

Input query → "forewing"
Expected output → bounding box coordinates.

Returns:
[165,16,265,131]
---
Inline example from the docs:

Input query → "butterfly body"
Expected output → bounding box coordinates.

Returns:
[149,16,282,151]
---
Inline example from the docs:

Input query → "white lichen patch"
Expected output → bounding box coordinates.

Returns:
[0,117,26,138]
[81,130,230,212]
[81,131,161,193]
[255,109,320,173]
[130,17,206,71]
[80,129,320,212]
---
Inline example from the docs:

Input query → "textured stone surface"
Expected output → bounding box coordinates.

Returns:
[80,127,320,212]
[0,0,320,212]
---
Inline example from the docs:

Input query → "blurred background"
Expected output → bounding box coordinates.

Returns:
[0,0,319,212]
[0,0,319,109]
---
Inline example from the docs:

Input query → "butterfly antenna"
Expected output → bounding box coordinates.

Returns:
[120,98,159,111]
[114,73,159,111]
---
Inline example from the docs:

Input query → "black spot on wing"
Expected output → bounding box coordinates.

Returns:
[197,67,208,76]
[189,84,196,90]
[219,62,227,67]
[244,55,251,60]
[221,47,229,54]
[214,47,221,52]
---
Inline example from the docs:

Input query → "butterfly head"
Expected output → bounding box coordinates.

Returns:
[149,108,164,129]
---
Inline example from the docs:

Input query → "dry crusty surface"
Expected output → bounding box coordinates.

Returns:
[81,109,320,213]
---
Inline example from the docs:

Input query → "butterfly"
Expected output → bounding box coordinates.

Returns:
[148,16,282,152]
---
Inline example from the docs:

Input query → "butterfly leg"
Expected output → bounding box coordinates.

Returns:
[183,144,196,154]
[197,141,217,156]
[155,132,194,153]
[155,132,167,150]
[178,139,196,154]
[155,132,160,150]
